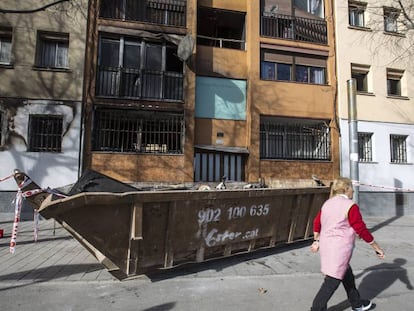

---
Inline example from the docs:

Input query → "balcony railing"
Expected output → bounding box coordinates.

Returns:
[100,0,186,27]
[261,13,327,44]
[96,66,184,101]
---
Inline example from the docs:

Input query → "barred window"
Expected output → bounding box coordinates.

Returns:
[260,117,331,160]
[28,115,63,152]
[358,132,373,162]
[36,32,69,69]
[390,134,407,163]
[93,108,184,154]
[194,148,246,182]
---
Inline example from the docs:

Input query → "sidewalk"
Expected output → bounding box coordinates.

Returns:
[0,215,413,310]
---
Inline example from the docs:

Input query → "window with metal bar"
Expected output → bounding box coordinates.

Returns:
[28,115,63,152]
[0,27,12,65]
[390,134,407,163]
[260,117,331,160]
[35,32,69,69]
[358,132,373,162]
[194,150,245,182]
[93,108,184,154]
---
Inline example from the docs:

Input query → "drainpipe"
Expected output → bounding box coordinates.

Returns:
[347,79,359,204]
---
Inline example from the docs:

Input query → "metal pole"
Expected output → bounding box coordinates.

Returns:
[347,79,359,204]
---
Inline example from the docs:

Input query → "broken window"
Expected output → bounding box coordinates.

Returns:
[92,108,184,154]
[28,115,63,152]
[96,35,184,101]
[197,6,246,50]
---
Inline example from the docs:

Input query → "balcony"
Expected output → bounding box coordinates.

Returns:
[99,0,186,27]
[261,13,327,44]
[96,66,184,101]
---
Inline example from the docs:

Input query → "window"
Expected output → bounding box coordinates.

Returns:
[261,49,327,84]
[0,27,12,65]
[260,117,331,160]
[36,32,69,69]
[28,115,63,152]
[384,7,400,33]
[96,36,184,100]
[93,108,184,154]
[294,0,324,18]
[351,63,370,92]
[390,135,407,163]
[348,1,366,27]
[358,132,373,162]
[197,7,246,50]
[194,149,246,182]
[387,68,404,96]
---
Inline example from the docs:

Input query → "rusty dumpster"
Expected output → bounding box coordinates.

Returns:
[14,170,329,280]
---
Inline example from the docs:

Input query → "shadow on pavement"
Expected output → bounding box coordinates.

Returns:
[0,263,103,291]
[328,257,413,311]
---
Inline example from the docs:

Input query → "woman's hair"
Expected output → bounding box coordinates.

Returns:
[330,177,353,197]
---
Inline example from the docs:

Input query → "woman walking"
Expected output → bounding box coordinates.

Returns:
[310,177,385,311]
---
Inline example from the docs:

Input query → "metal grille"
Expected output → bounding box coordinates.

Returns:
[390,135,407,163]
[358,132,373,162]
[100,0,186,27]
[260,118,331,160]
[194,151,245,182]
[93,108,184,154]
[260,14,327,44]
[28,115,63,152]
[96,67,183,101]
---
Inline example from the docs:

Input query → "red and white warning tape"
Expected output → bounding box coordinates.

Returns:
[0,172,67,253]
[352,180,414,192]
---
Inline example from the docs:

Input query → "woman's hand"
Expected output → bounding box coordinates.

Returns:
[310,240,319,253]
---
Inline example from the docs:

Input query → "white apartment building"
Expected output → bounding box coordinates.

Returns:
[335,0,414,215]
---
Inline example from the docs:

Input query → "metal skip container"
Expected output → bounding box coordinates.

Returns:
[14,170,329,280]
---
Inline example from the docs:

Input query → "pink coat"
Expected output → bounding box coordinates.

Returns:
[319,195,356,279]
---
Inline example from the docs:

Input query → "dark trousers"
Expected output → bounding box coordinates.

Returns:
[311,266,362,311]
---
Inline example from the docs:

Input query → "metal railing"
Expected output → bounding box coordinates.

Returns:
[197,35,246,50]
[261,13,327,44]
[100,0,186,27]
[96,66,184,101]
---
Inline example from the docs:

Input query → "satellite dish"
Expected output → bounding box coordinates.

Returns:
[177,34,195,62]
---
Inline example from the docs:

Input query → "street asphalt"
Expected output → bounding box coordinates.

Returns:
[0,215,413,311]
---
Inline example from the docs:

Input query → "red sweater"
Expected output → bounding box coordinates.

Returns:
[313,204,374,243]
